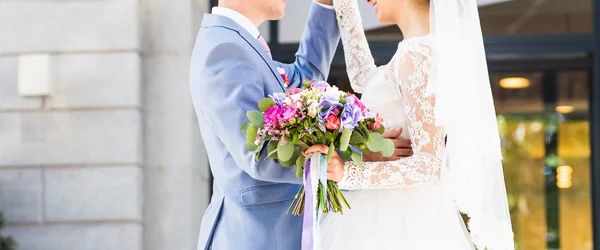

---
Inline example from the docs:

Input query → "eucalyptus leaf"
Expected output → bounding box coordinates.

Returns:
[240,123,250,134]
[350,152,363,168]
[340,128,352,151]
[267,142,278,159]
[295,155,306,178]
[381,139,395,157]
[342,149,353,159]
[245,125,258,145]
[278,139,295,162]
[244,142,259,152]
[367,132,384,152]
[246,110,264,127]
[326,142,335,163]
[358,143,370,154]
[296,141,310,151]
[350,130,367,144]
[280,149,300,168]
[258,98,276,112]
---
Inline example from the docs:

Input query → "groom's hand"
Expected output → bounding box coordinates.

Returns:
[363,128,413,162]
[314,0,333,6]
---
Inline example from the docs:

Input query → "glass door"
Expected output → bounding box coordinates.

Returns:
[492,68,593,250]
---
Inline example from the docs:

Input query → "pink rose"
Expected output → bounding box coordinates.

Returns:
[280,106,297,122]
[373,114,384,130]
[288,88,302,95]
[265,106,281,125]
[325,114,341,130]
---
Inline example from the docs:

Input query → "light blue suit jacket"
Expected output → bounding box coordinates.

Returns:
[190,3,340,250]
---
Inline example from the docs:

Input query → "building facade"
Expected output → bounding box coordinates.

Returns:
[1,0,599,250]
[0,0,212,250]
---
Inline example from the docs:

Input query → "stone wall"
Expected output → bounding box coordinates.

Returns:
[0,0,210,249]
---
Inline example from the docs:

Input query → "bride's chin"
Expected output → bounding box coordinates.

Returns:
[376,16,392,24]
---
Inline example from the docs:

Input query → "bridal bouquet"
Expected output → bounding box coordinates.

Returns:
[242,80,394,215]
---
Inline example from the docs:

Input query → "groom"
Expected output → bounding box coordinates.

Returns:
[190,0,412,249]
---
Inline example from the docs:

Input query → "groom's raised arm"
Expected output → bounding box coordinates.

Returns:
[200,42,302,185]
[273,1,340,86]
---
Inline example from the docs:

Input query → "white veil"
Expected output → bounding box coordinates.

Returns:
[429,0,515,249]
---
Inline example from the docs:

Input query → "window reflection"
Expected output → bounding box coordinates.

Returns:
[364,0,593,40]
[494,70,592,250]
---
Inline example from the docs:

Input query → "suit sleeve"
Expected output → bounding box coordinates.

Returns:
[273,2,341,88]
[200,42,303,184]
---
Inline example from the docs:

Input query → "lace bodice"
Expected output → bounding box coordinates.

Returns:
[334,0,445,190]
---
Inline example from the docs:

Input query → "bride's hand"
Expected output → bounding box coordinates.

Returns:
[363,128,413,162]
[303,145,345,182]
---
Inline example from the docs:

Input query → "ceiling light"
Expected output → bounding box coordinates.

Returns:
[557,165,573,189]
[556,106,575,114]
[500,77,530,89]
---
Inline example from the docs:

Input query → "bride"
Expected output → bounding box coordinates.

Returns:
[305,0,515,249]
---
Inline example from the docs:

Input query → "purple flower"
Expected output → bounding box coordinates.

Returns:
[318,92,343,122]
[341,98,363,130]
[270,93,286,105]
[314,81,330,88]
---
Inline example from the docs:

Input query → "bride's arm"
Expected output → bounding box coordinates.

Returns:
[334,0,380,93]
[338,50,444,190]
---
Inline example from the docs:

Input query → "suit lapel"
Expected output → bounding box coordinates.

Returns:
[237,34,287,91]
[201,14,286,92]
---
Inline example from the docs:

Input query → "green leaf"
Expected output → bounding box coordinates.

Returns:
[326,142,335,163]
[358,143,370,154]
[350,130,367,144]
[292,133,299,145]
[296,155,306,178]
[350,152,363,168]
[366,132,384,152]
[245,125,258,145]
[240,123,250,134]
[244,142,259,152]
[246,110,264,127]
[258,98,276,112]
[381,139,395,157]
[280,149,300,168]
[355,125,368,141]
[296,141,310,151]
[267,142,278,159]
[373,124,386,134]
[342,149,353,159]
[278,139,295,162]
[339,128,352,151]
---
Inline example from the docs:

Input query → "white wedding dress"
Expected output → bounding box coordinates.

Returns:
[319,0,475,249]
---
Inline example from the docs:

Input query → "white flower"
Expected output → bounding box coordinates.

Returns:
[283,97,293,106]
[325,86,340,95]
[290,93,302,102]
[307,100,319,118]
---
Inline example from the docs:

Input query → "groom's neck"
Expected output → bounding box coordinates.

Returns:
[218,1,264,27]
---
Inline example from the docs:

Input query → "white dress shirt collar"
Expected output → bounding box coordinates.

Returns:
[211,2,333,39]
[212,7,261,38]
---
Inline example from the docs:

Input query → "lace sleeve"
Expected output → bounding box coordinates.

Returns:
[333,0,381,93]
[337,48,446,190]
